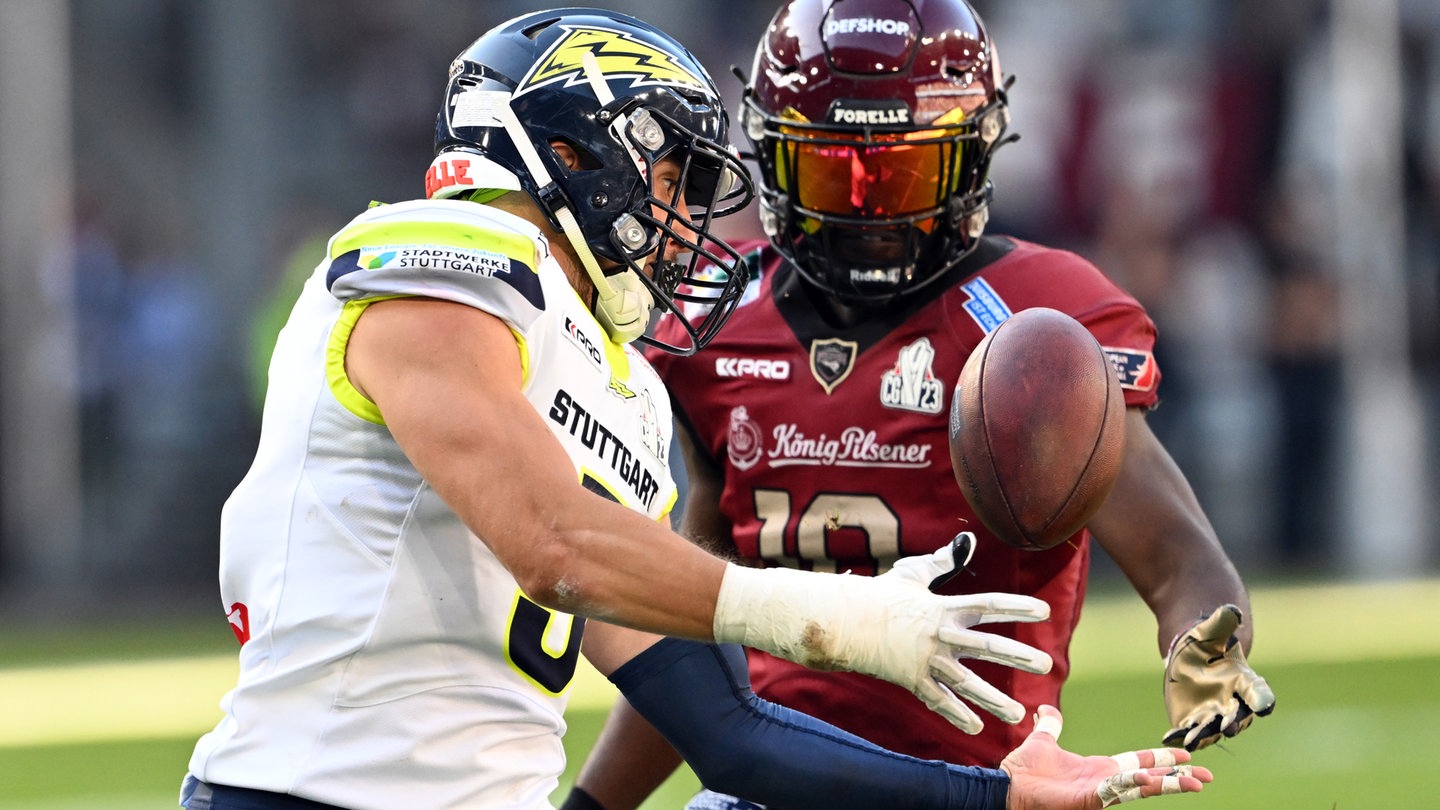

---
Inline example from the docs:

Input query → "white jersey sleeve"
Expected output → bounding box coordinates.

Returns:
[326,198,547,334]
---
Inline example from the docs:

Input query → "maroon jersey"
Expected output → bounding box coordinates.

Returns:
[648,235,1161,767]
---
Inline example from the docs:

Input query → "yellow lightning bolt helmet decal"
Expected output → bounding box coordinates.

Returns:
[516,25,707,98]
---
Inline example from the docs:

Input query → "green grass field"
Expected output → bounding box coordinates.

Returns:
[2,577,1438,809]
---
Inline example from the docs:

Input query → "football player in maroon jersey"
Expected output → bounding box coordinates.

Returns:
[563,1,1272,808]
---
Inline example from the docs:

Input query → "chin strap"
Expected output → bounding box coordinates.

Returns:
[574,50,654,343]
[462,73,652,344]
[552,205,651,344]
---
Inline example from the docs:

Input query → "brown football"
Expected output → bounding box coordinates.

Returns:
[948,307,1126,551]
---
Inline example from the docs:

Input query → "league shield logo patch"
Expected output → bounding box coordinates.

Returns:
[810,338,858,394]
[1103,347,1159,392]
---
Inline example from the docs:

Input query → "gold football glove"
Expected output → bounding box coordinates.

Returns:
[1162,604,1275,751]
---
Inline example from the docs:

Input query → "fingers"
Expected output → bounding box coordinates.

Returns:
[927,656,1025,724]
[1168,679,1274,750]
[1096,764,1212,807]
[1223,708,1254,740]
[937,625,1053,674]
[1163,719,1219,752]
[886,537,971,587]
[1220,700,1251,739]
[1100,766,1203,801]
[1238,671,1277,717]
[1032,704,1063,740]
[944,592,1052,624]
[1097,770,1152,807]
[1167,604,1242,663]
[1111,749,1184,771]
[1191,604,1243,644]
[1186,713,1225,751]
[1162,605,1274,750]
[922,532,976,590]
[913,679,985,734]
[951,531,977,568]
[1255,693,1277,717]
[1164,698,1214,749]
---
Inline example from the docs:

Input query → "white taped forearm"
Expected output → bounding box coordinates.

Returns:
[711,563,928,686]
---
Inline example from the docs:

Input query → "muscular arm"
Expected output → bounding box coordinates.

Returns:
[1087,409,1252,655]
[346,297,728,638]
[579,627,1207,810]
[569,420,732,809]
[585,627,1011,810]
[354,301,1059,764]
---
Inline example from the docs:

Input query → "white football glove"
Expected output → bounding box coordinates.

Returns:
[1162,604,1275,751]
[713,533,1053,734]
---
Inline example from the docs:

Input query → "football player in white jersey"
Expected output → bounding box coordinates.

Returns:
[179,9,1211,810]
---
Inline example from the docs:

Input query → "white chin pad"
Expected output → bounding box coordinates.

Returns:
[594,269,653,344]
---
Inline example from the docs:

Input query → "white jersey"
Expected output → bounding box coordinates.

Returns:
[187,199,678,810]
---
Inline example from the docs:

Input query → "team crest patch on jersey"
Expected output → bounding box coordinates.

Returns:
[880,337,944,414]
[637,390,667,464]
[727,406,765,471]
[1104,347,1159,391]
[960,277,1013,333]
[515,25,707,98]
[810,338,858,394]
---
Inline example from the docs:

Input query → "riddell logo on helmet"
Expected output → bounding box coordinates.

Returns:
[824,18,912,37]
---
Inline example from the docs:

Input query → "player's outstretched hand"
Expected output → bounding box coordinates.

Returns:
[877,533,1054,733]
[713,533,1052,735]
[1001,705,1212,810]
[1162,604,1276,751]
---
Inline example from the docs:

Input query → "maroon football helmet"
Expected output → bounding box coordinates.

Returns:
[744,0,1014,303]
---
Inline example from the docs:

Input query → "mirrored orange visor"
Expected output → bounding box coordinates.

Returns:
[775,127,969,219]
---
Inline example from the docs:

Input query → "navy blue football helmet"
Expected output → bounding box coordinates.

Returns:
[432,8,754,353]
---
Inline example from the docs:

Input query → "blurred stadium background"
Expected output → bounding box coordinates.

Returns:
[1,0,1438,806]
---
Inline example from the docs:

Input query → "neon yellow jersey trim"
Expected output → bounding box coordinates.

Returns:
[509,325,531,387]
[603,335,629,379]
[326,299,392,425]
[326,295,532,423]
[658,487,678,522]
